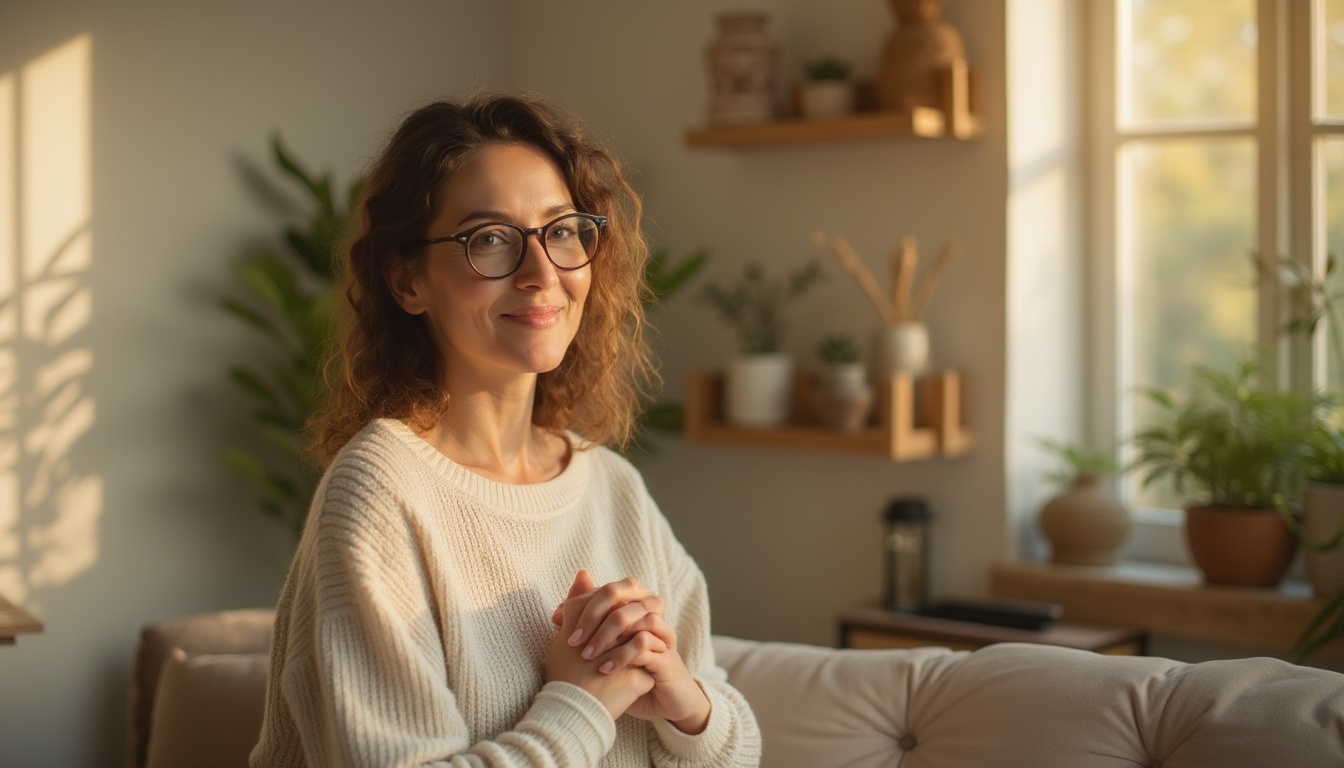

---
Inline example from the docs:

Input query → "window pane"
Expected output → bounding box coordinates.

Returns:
[1322,0,1344,119]
[1323,137,1344,387]
[1120,0,1256,126]
[1122,138,1257,507]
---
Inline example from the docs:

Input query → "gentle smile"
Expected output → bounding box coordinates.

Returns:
[502,305,562,328]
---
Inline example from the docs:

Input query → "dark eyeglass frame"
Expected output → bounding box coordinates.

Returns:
[420,212,608,279]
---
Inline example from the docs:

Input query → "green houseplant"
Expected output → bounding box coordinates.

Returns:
[700,261,825,427]
[1271,251,1344,658]
[799,56,856,119]
[811,332,873,433]
[219,136,360,541]
[1034,438,1130,566]
[1129,360,1325,587]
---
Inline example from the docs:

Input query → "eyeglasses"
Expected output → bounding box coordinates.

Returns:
[421,212,607,279]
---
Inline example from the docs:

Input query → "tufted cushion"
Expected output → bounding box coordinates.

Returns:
[144,649,269,768]
[711,636,1344,768]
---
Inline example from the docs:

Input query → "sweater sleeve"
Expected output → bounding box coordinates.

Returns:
[639,495,762,768]
[265,461,617,768]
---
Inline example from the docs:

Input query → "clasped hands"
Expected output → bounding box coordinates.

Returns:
[541,569,710,734]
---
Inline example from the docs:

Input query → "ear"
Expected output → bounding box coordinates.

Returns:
[384,259,428,316]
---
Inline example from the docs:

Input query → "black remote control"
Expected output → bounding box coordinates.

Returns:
[920,597,1063,631]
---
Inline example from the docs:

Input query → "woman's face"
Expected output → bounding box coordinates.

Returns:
[393,142,592,389]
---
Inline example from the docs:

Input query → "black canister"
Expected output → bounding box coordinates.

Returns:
[883,497,931,613]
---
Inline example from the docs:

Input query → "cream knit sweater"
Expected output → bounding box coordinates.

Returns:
[250,419,761,767]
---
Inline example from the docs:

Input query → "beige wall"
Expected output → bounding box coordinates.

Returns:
[503,0,1009,644]
[0,2,507,765]
[0,1,1016,765]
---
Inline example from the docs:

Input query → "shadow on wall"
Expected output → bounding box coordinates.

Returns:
[0,33,102,612]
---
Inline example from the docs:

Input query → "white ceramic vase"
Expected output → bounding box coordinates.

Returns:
[1302,482,1344,597]
[799,81,855,119]
[726,353,793,427]
[874,322,930,381]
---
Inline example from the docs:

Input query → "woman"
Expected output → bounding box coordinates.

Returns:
[250,93,761,767]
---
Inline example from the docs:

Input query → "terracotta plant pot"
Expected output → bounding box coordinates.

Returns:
[1184,505,1298,588]
[1037,473,1131,566]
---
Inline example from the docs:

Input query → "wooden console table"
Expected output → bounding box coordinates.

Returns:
[838,604,1148,655]
[0,595,43,645]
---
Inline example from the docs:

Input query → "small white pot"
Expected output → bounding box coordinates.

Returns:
[873,322,930,381]
[1302,482,1344,597]
[726,353,793,428]
[799,80,855,119]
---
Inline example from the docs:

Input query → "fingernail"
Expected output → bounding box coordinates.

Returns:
[583,644,596,660]
[600,661,614,674]
[568,628,584,645]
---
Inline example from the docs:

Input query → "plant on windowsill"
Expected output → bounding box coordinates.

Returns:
[1267,251,1344,659]
[810,333,873,433]
[1129,359,1327,588]
[699,260,825,428]
[1033,438,1130,567]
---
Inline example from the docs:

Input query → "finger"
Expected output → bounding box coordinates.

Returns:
[571,577,648,646]
[556,570,599,636]
[597,630,668,675]
[569,569,596,599]
[582,600,674,660]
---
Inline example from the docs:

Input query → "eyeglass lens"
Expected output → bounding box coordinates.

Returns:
[467,214,600,277]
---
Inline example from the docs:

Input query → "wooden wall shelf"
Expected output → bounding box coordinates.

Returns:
[684,370,972,461]
[686,59,981,148]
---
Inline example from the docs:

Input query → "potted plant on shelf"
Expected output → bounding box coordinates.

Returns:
[1129,360,1326,587]
[799,56,856,119]
[811,333,874,433]
[699,260,825,427]
[1034,438,1130,566]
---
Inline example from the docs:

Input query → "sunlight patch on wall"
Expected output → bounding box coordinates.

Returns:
[0,33,101,606]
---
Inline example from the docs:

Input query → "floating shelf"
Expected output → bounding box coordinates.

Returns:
[686,59,981,148]
[684,370,973,462]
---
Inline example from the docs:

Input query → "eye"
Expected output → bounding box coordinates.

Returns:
[547,222,579,242]
[468,225,519,252]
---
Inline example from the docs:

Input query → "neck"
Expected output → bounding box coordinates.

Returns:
[418,372,568,485]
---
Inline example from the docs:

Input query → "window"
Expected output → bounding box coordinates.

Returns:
[1092,2,1340,535]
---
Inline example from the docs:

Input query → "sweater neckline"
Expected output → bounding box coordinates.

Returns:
[373,418,592,519]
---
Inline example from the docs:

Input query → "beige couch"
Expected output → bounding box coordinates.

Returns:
[129,609,1344,768]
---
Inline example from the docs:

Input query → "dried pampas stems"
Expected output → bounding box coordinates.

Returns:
[811,232,959,325]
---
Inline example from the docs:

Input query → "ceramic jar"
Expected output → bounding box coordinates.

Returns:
[706,12,778,124]
[1037,473,1131,566]
[811,363,875,432]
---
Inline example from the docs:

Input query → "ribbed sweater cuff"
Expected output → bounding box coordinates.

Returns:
[522,681,617,763]
[651,681,733,762]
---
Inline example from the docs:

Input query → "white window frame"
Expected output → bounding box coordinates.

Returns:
[1086,0,1321,564]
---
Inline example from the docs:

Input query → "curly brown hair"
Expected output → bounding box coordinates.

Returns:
[311,92,656,464]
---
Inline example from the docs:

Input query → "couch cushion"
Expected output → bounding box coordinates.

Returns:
[144,649,268,768]
[128,608,275,768]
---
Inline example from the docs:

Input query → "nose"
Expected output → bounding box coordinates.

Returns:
[512,232,560,289]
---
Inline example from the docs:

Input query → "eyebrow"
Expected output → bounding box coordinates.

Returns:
[456,203,576,228]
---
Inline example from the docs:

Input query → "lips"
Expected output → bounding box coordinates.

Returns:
[501,304,562,328]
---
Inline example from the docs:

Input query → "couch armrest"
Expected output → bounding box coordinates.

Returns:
[712,635,1344,768]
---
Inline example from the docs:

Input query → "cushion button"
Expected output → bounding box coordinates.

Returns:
[898,735,917,751]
